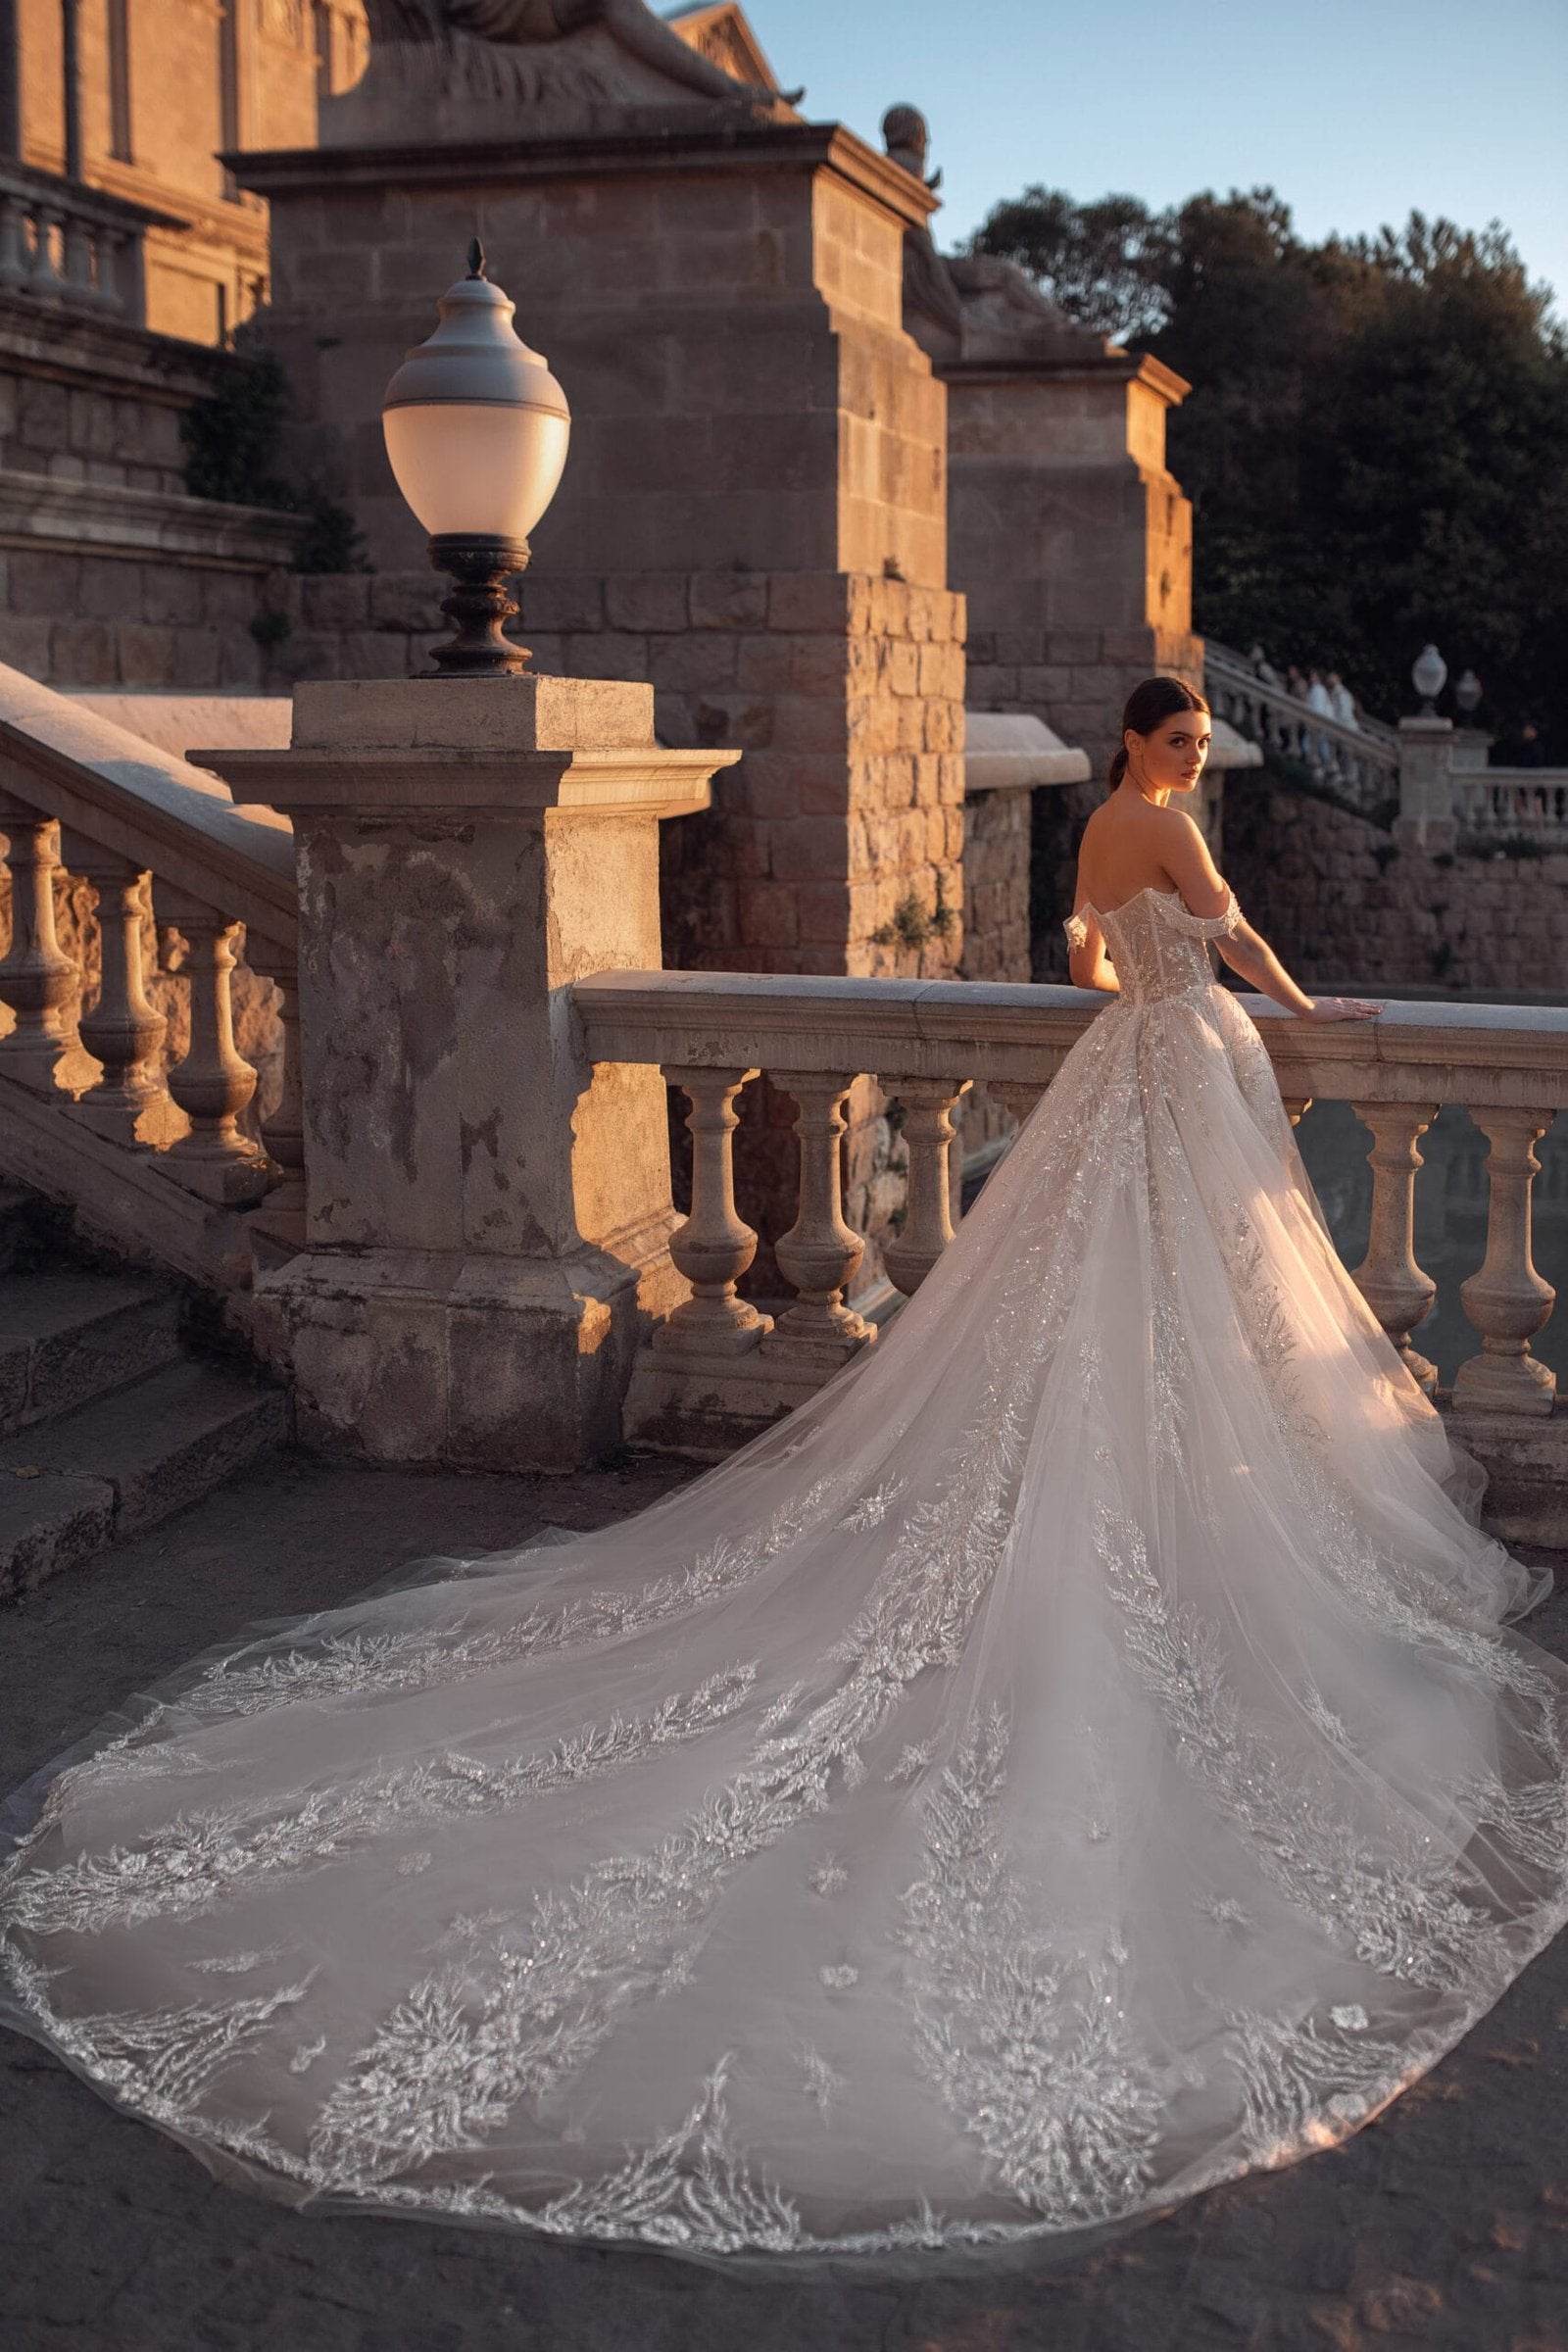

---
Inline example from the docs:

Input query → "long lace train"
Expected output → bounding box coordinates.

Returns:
[2,886,1565,2257]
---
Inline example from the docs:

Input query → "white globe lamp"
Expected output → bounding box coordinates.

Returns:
[381,241,571,676]
[1410,643,1447,716]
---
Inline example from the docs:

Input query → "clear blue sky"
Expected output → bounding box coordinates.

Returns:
[738,0,1568,316]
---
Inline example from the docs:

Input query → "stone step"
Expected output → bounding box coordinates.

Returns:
[0,1182,44,1275]
[0,1360,290,1600]
[0,1271,184,1436]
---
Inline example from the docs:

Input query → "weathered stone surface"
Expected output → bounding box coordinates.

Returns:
[206,677,735,1470]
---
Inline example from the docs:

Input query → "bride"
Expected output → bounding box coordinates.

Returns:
[3,676,1565,2259]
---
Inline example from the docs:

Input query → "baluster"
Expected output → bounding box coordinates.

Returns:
[883,1076,971,1296]
[94,227,122,315]
[992,1080,1046,1129]
[63,841,177,1145]
[1350,1102,1440,1393]
[0,195,25,295]
[1452,1110,1557,1415]
[153,891,270,1205]
[26,204,64,297]
[0,796,83,1091]
[241,932,307,1243]
[762,1072,872,1362]
[62,209,95,304]
[653,1065,771,1354]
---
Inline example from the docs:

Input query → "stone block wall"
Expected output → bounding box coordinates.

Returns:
[959,785,1032,984]
[257,564,968,985]
[0,303,304,689]
[1223,774,1568,997]
[0,545,287,690]
[0,357,187,496]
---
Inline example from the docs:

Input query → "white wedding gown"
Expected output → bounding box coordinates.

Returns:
[4,884,1567,2259]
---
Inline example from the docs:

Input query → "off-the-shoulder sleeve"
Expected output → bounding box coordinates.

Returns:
[1154,888,1242,940]
[1062,912,1089,953]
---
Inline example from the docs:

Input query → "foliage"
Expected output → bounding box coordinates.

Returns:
[180,350,293,509]
[181,350,370,575]
[871,883,956,951]
[970,189,1568,756]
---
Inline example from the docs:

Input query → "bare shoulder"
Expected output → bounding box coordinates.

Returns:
[1155,805,1229,906]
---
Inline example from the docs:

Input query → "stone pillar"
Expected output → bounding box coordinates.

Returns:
[934,339,1200,963]
[1396,716,1458,854]
[236,118,962,991]
[196,674,738,1470]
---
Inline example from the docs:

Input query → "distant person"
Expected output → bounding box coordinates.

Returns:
[1248,642,1282,689]
[1518,722,1546,769]
[1306,669,1334,719]
[1327,671,1357,729]
[1286,663,1309,701]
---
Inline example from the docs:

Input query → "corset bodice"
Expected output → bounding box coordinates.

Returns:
[1065,885,1243,1004]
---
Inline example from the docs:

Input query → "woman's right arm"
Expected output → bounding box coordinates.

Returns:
[1161,809,1380,1023]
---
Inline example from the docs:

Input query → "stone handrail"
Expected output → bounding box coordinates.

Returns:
[1203,637,1399,754]
[1204,645,1400,815]
[0,665,302,1292]
[577,968,1566,1451]
[0,163,174,328]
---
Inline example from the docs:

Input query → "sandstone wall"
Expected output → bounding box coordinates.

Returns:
[1223,773,1568,997]
[256,563,968,984]
[0,544,284,692]
[959,786,1031,985]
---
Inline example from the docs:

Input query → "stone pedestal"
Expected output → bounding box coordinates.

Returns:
[1395,715,1458,854]
[194,674,738,1470]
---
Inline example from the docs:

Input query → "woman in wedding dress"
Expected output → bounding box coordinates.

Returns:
[3,677,1565,2260]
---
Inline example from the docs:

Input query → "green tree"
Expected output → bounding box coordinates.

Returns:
[969,189,1568,756]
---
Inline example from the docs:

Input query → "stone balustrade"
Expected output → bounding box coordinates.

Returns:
[1205,648,1400,816]
[0,657,1563,1542]
[1454,767,1568,845]
[0,668,299,1293]
[578,968,1568,1535]
[0,165,162,328]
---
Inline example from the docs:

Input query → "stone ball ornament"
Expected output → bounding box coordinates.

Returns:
[381,241,571,676]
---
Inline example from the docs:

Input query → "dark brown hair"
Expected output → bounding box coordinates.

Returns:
[1107,675,1210,787]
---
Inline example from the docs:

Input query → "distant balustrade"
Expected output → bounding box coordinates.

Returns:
[1453,767,1568,846]
[1204,647,1400,817]
[578,970,1567,1452]
[0,164,163,326]
[1206,644,1568,849]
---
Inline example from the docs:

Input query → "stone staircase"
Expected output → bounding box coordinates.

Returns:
[0,1186,290,1600]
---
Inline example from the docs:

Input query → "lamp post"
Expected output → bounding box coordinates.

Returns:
[1455,668,1483,721]
[1411,643,1447,717]
[381,241,571,678]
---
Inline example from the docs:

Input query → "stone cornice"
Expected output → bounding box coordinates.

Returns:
[228,117,941,227]
[194,744,736,823]
[0,303,225,403]
[940,347,1193,405]
[0,470,306,570]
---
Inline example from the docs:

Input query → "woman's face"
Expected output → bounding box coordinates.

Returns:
[1127,709,1211,796]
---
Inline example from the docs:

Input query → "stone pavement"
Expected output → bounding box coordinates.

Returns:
[3,1454,1568,2352]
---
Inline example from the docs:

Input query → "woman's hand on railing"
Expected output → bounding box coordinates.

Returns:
[1298,996,1384,1023]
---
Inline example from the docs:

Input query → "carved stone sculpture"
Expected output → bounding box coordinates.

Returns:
[366,0,787,105]
[882,103,1095,364]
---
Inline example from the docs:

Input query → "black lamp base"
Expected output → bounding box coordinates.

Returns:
[426,534,532,676]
